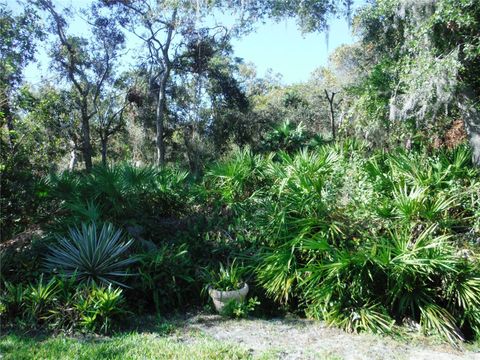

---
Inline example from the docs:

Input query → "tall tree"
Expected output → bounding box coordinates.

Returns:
[101,0,192,166]
[94,92,127,166]
[37,0,124,171]
[172,33,249,172]
[0,3,43,151]
[355,0,480,163]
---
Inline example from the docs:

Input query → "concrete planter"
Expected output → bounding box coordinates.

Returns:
[208,283,249,313]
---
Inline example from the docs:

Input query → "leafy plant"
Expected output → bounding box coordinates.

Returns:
[202,260,244,292]
[1,282,25,319]
[44,164,192,232]
[3,274,128,333]
[206,147,264,208]
[23,275,59,324]
[136,244,195,313]
[220,297,260,319]
[75,284,127,333]
[261,120,312,153]
[44,222,137,287]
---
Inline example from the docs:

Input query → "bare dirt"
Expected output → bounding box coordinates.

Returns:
[178,314,480,360]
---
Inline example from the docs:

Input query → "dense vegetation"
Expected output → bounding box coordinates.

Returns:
[1,0,479,352]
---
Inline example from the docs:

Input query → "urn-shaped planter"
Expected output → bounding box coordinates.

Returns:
[208,283,249,313]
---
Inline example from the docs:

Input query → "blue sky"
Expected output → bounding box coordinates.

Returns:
[11,0,360,85]
[231,17,356,83]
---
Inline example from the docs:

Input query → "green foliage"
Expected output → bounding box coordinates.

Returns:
[44,222,137,287]
[208,144,480,344]
[0,4,43,87]
[0,231,50,284]
[3,139,480,346]
[0,154,44,240]
[135,244,195,313]
[202,260,245,292]
[206,147,266,208]
[23,274,60,324]
[254,147,344,303]
[261,120,317,153]
[43,164,192,239]
[350,0,480,152]
[74,284,127,333]
[1,282,25,319]
[220,297,260,319]
[1,276,127,334]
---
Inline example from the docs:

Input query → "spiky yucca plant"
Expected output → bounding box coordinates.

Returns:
[44,222,136,287]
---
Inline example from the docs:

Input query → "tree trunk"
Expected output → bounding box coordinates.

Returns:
[101,137,108,167]
[69,150,77,171]
[469,131,480,166]
[183,125,200,177]
[155,69,169,167]
[325,90,336,141]
[459,90,480,166]
[1,89,15,149]
[80,105,93,172]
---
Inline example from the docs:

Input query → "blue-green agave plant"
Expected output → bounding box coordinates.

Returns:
[44,222,136,287]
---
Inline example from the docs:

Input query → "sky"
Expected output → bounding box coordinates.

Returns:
[10,0,361,86]
[231,17,357,83]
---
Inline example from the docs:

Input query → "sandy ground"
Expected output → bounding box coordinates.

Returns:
[177,314,480,360]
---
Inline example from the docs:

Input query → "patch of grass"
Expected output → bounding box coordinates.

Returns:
[0,333,252,360]
[255,348,343,360]
[464,339,480,353]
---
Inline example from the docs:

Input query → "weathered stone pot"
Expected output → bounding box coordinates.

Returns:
[208,283,249,312]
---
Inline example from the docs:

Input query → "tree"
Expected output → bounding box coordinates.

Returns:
[220,0,353,33]
[0,3,43,151]
[37,0,124,171]
[94,92,127,166]
[101,0,193,166]
[18,84,80,170]
[324,90,342,140]
[355,0,480,163]
[171,33,249,173]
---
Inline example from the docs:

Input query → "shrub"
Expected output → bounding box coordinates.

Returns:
[0,230,50,284]
[260,120,313,153]
[44,222,137,287]
[301,225,480,344]
[220,297,260,319]
[202,260,245,292]
[215,145,480,344]
[22,275,60,325]
[74,284,127,333]
[1,276,127,334]
[254,148,345,304]
[1,282,25,320]
[134,244,196,313]
[205,147,266,209]
[43,164,194,244]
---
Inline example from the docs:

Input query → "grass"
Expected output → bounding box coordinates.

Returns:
[0,314,347,360]
[0,333,252,360]
[1,314,479,360]
[0,331,347,360]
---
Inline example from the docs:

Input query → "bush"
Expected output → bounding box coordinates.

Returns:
[207,145,480,344]
[0,230,51,284]
[44,222,137,287]
[134,244,196,313]
[4,142,480,345]
[74,284,127,333]
[301,225,480,344]
[220,297,260,319]
[44,164,193,233]
[1,276,127,334]
[201,260,245,292]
